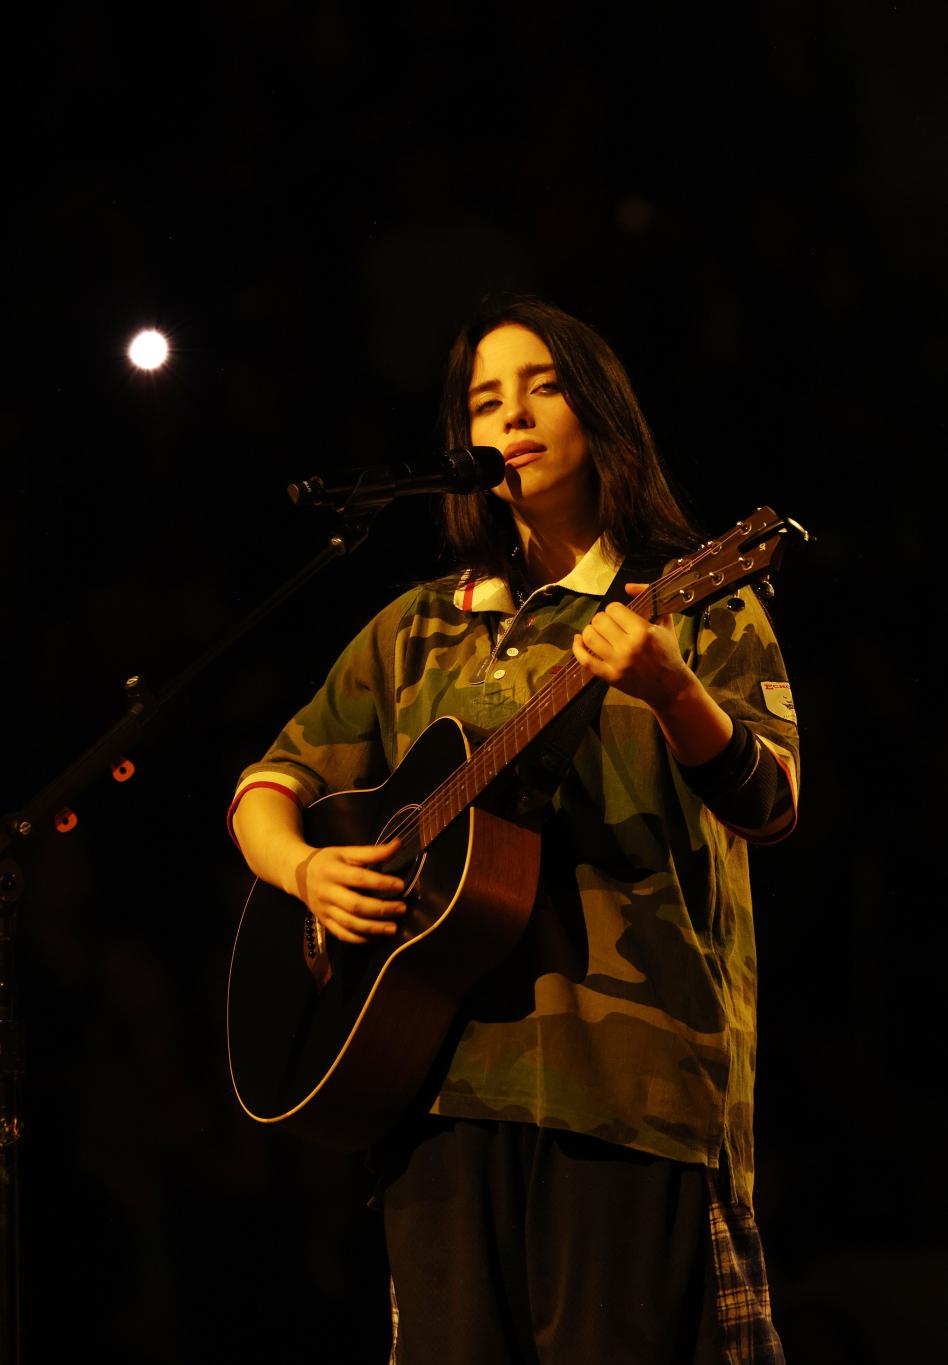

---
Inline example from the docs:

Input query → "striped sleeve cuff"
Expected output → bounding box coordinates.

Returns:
[226,777,305,847]
[676,721,798,844]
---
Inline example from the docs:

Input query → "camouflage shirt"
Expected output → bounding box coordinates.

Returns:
[231,538,799,1206]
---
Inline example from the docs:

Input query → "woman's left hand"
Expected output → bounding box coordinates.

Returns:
[572,581,694,713]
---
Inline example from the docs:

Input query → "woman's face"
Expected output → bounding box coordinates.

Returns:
[468,324,595,520]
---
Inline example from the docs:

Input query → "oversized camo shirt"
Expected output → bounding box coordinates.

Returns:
[232,538,800,1206]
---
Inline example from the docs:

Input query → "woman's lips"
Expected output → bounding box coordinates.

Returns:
[504,442,545,469]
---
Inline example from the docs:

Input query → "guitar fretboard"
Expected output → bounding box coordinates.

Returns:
[419,655,591,846]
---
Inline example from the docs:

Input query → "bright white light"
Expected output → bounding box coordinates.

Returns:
[127,329,169,370]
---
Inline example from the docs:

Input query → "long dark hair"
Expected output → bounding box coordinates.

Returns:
[436,293,703,580]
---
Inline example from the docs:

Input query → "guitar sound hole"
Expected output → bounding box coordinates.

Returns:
[377,806,425,897]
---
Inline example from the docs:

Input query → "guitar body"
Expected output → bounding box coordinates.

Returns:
[227,715,542,1150]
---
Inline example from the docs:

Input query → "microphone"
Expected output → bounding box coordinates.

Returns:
[287,446,505,510]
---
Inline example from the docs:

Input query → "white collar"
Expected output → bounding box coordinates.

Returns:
[453,535,622,614]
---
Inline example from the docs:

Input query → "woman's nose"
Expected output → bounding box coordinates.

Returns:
[504,396,533,430]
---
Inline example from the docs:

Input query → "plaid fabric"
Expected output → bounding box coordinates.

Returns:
[707,1177,786,1363]
[388,1275,399,1365]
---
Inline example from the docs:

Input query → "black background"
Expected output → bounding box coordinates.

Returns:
[3,3,946,1362]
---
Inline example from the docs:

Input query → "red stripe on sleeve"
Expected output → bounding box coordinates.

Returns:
[226,781,303,846]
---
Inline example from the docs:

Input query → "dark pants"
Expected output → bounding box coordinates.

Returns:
[378,1117,723,1365]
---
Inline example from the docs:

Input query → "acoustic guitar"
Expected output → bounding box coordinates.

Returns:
[226,506,802,1149]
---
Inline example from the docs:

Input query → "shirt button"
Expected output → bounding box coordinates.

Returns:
[493,669,506,679]
[505,647,519,657]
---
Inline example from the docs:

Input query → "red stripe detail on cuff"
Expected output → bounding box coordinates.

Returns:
[226,781,303,846]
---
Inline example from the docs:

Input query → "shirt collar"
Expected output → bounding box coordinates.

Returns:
[454,536,621,614]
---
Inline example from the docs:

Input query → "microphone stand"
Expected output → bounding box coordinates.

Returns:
[0,500,385,1365]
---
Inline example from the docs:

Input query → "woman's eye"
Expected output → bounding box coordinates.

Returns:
[472,398,499,415]
[533,381,560,394]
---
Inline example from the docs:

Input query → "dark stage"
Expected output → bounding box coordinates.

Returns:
[2,4,946,1362]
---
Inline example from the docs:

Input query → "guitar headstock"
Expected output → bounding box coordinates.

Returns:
[643,506,811,620]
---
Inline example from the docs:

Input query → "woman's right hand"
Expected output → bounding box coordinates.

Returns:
[291,838,407,945]
[232,787,407,946]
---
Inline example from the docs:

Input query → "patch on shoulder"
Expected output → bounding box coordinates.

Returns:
[761,680,797,722]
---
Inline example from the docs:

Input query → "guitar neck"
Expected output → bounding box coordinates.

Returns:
[419,656,592,846]
[415,504,805,849]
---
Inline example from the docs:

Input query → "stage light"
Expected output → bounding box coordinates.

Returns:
[127,328,169,370]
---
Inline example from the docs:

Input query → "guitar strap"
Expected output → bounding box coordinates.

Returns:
[511,556,645,816]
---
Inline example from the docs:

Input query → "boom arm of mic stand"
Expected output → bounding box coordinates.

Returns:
[1,504,380,863]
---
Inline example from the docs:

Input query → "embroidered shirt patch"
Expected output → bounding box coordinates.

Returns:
[761,680,796,722]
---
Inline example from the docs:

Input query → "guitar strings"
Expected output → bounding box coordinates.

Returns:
[414,534,759,834]
[378,519,781,855]
[380,533,771,852]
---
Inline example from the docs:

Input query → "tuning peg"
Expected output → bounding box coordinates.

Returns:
[753,576,776,600]
[785,516,814,543]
